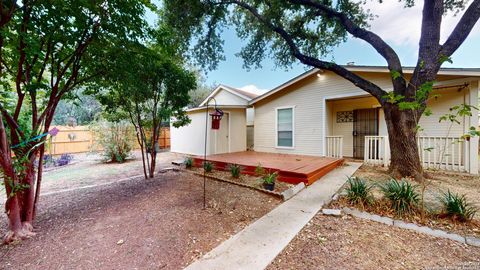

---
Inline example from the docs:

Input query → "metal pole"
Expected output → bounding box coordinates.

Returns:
[203,99,210,209]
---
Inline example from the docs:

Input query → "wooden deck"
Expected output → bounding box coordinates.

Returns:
[193,151,344,185]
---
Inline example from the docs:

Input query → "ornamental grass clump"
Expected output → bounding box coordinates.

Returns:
[439,190,477,222]
[380,178,420,215]
[345,176,373,207]
[229,164,242,178]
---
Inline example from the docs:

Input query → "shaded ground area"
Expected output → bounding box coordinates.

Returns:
[267,214,480,270]
[1,171,280,269]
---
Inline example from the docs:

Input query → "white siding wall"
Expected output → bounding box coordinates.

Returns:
[170,108,247,155]
[207,90,248,106]
[253,71,392,156]
[254,70,478,157]
[170,110,212,156]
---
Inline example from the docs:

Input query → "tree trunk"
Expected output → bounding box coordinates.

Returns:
[149,151,156,178]
[383,103,424,181]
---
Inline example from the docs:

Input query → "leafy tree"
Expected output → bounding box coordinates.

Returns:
[0,0,149,243]
[162,0,480,181]
[188,71,215,108]
[53,89,102,126]
[94,37,196,179]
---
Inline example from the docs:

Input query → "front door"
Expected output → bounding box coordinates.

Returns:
[353,108,378,159]
[215,113,229,154]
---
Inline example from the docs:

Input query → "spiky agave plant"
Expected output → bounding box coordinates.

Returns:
[229,164,242,178]
[380,178,420,215]
[184,157,193,168]
[345,176,373,207]
[439,190,477,222]
[203,161,214,173]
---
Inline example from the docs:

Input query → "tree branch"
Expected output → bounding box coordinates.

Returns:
[286,0,402,70]
[227,0,388,100]
[441,0,480,57]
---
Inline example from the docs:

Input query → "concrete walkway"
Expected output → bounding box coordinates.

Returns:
[185,162,362,270]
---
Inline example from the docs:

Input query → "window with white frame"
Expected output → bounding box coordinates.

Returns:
[277,107,294,148]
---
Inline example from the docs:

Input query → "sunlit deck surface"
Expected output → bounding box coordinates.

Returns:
[193,151,344,185]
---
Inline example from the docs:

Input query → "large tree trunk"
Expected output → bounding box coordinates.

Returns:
[383,103,424,181]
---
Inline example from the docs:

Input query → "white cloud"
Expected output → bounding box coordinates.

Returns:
[363,0,480,47]
[239,84,269,95]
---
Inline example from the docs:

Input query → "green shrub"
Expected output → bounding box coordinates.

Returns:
[90,121,134,163]
[184,157,193,168]
[262,172,277,184]
[439,190,477,222]
[255,163,265,176]
[229,164,242,178]
[380,179,420,215]
[345,177,373,207]
[203,161,213,172]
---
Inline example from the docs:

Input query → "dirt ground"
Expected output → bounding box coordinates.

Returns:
[190,167,295,193]
[0,171,281,269]
[267,214,480,270]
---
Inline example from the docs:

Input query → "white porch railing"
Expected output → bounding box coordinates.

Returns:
[326,136,343,158]
[364,136,470,172]
[364,136,390,167]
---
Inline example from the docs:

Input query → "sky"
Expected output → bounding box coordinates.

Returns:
[146,1,480,94]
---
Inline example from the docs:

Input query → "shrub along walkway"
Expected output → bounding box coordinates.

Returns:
[185,162,362,270]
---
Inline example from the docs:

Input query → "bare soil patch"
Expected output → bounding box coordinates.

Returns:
[267,214,480,270]
[1,171,280,270]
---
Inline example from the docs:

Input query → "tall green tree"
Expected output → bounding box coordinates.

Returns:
[95,39,196,179]
[0,0,150,243]
[162,0,480,181]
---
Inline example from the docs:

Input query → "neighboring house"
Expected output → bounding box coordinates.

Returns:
[171,66,480,174]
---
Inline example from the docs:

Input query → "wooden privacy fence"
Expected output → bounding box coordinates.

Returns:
[46,125,170,155]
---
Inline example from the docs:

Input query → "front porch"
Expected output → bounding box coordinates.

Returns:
[324,83,479,174]
[193,151,344,185]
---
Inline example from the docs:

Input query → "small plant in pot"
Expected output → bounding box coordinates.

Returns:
[262,172,277,191]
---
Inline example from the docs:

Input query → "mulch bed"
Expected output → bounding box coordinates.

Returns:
[267,214,480,270]
[327,164,480,238]
[1,171,281,270]
[189,167,294,193]
[328,197,480,238]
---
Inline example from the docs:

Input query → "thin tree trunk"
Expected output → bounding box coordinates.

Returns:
[33,144,45,218]
[20,160,36,228]
[383,103,424,181]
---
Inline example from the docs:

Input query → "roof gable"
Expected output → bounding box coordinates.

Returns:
[199,84,258,107]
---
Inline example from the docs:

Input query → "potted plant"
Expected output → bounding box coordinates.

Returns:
[262,172,277,191]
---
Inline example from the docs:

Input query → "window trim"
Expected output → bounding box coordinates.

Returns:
[275,106,295,149]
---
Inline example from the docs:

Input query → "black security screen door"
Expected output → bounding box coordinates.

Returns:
[353,108,379,159]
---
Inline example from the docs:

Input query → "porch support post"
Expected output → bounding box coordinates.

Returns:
[467,81,479,174]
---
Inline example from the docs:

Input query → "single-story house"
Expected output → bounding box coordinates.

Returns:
[171,66,480,175]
